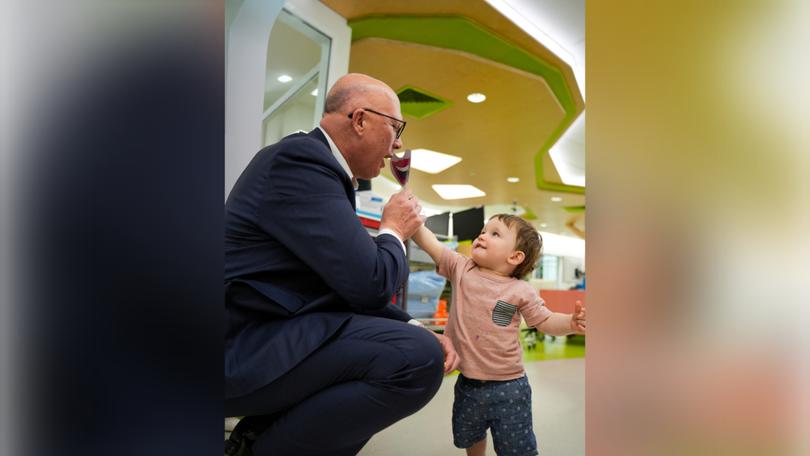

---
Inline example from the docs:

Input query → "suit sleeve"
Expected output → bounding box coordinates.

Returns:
[255,139,409,314]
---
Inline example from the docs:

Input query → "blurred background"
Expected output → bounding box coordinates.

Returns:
[2,0,808,455]
[226,2,588,453]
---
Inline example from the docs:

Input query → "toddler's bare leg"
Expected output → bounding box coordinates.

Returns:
[466,436,487,456]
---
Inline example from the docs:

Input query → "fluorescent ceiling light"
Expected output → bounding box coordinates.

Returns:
[551,196,562,202]
[432,184,486,200]
[483,0,584,100]
[549,112,586,187]
[410,149,462,174]
[311,88,318,96]
[506,177,520,183]
[277,74,293,83]
[466,92,486,103]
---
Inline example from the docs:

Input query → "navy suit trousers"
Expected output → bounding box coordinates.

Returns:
[225,314,445,455]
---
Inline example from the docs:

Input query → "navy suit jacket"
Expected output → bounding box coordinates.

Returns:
[225,128,411,398]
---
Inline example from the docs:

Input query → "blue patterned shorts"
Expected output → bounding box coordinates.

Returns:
[452,374,537,455]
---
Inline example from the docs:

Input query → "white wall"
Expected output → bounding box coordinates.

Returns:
[225,0,351,197]
[538,231,585,259]
[225,0,284,198]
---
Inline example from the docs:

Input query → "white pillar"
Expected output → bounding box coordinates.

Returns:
[225,0,283,198]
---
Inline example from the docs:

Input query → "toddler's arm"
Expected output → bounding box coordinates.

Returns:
[412,225,446,264]
[536,301,586,335]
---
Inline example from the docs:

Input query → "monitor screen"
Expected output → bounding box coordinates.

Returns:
[452,207,485,242]
[425,212,450,237]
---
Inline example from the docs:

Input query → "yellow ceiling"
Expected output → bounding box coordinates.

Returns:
[321,0,583,106]
[321,0,585,233]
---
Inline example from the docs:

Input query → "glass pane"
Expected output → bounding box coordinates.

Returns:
[264,11,330,112]
[535,255,559,281]
[262,76,319,147]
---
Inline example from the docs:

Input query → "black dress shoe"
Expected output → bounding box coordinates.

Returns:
[224,435,250,456]
[224,415,277,456]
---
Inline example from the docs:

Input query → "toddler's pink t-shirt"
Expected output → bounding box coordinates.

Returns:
[437,248,552,381]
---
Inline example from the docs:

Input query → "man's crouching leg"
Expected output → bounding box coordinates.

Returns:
[226,315,444,456]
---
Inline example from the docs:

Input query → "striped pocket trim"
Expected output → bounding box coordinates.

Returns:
[492,300,517,326]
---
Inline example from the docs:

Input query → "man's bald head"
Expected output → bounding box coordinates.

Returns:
[319,73,404,180]
[324,73,396,114]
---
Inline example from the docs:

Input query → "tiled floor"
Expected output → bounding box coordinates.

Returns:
[358,356,585,455]
[226,338,585,455]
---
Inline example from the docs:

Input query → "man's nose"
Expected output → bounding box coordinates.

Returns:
[393,137,403,149]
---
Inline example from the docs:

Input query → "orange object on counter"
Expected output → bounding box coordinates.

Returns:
[433,299,448,326]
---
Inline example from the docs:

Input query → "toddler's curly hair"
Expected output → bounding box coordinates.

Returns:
[492,214,543,279]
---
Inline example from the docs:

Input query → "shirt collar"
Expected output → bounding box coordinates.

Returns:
[318,126,358,190]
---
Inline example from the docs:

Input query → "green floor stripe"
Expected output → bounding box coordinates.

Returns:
[521,336,586,362]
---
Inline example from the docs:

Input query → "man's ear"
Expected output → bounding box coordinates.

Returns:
[507,250,525,266]
[350,109,365,135]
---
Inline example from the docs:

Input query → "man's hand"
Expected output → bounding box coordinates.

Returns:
[570,300,586,334]
[379,188,425,240]
[432,332,460,374]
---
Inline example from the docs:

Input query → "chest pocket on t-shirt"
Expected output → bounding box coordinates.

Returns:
[492,300,517,326]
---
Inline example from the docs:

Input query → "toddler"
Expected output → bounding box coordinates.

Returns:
[412,214,586,456]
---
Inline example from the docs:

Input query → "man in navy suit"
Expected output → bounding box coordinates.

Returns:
[225,73,459,455]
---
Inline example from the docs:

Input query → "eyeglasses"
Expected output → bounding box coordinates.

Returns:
[348,107,406,139]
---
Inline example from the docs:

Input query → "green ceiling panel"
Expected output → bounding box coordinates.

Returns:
[349,15,584,195]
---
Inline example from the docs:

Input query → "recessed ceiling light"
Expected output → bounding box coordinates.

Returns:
[466,93,486,103]
[506,177,520,183]
[551,196,562,202]
[277,74,293,83]
[410,149,462,174]
[311,88,318,96]
[540,223,547,228]
[432,184,486,200]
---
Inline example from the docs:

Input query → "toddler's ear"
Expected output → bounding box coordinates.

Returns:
[507,250,525,266]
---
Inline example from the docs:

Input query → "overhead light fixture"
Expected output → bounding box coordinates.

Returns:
[467,92,486,103]
[432,184,486,200]
[540,223,548,228]
[549,111,586,187]
[410,149,462,174]
[277,74,293,83]
[311,88,318,96]
[551,196,562,202]
[506,177,520,183]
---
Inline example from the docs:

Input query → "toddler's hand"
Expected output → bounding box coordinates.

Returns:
[570,300,586,333]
